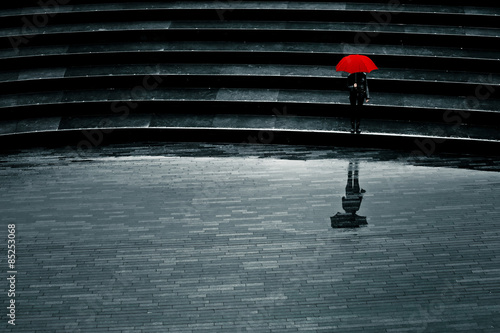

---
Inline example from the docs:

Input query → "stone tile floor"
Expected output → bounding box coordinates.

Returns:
[1,142,500,332]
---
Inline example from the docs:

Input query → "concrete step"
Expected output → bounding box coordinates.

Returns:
[1,41,498,73]
[0,113,498,155]
[0,86,497,126]
[0,2,498,24]
[0,64,498,100]
[2,20,499,51]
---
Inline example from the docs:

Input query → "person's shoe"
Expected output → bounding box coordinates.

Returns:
[356,129,361,134]
[350,129,355,134]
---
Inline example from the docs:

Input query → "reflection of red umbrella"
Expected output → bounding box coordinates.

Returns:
[330,212,367,228]
[336,54,378,74]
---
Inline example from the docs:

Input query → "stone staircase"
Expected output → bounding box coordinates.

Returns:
[0,1,498,155]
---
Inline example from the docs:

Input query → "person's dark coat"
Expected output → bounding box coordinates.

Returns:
[347,72,370,100]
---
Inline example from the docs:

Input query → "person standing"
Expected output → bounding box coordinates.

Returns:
[330,160,367,228]
[347,72,370,134]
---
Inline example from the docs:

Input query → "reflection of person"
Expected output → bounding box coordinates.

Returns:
[347,72,370,134]
[331,161,367,228]
[343,160,365,213]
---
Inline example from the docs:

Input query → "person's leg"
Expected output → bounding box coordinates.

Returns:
[346,172,354,194]
[346,161,354,193]
[355,94,364,133]
[349,93,357,133]
[353,176,360,193]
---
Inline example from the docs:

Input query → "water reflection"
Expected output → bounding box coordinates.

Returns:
[331,160,367,228]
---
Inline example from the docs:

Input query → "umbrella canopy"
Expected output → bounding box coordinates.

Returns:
[330,212,367,228]
[336,54,378,74]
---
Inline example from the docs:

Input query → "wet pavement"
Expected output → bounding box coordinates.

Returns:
[1,143,500,332]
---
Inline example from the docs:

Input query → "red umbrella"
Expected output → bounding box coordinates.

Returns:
[336,54,378,74]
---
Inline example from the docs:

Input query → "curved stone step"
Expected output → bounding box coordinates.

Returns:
[2,113,498,141]
[1,64,498,96]
[3,64,499,85]
[1,87,497,111]
[0,2,498,28]
[0,87,497,126]
[2,0,498,7]
[2,20,499,52]
[0,113,498,155]
[1,41,498,73]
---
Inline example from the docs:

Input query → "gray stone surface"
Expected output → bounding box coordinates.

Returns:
[1,113,498,142]
[0,143,499,332]
[9,64,498,86]
[4,20,498,38]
